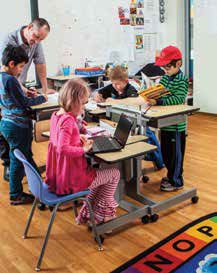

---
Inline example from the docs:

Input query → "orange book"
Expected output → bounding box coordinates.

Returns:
[138,84,170,100]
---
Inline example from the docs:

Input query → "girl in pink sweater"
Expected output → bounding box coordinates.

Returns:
[45,79,120,224]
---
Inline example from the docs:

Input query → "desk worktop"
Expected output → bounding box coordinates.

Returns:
[142,105,200,119]
[47,74,104,81]
[95,141,156,163]
[42,131,148,144]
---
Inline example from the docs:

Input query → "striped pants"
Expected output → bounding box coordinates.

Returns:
[76,168,120,224]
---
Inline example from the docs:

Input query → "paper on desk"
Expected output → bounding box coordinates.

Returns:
[47,93,59,104]
[99,120,116,136]
[85,126,111,139]
[85,101,98,111]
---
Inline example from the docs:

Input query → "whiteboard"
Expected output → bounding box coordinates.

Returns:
[38,0,160,76]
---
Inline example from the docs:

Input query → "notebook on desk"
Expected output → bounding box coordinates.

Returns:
[90,114,133,154]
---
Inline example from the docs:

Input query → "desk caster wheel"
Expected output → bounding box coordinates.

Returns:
[150,214,159,222]
[192,196,199,204]
[142,175,149,183]
[141,215,150,224]
[37,203,46,211]
[48,206,54,212]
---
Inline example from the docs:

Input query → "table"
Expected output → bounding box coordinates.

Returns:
[47,73,104,90]
[93,141,157,235]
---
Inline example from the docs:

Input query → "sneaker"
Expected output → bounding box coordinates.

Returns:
[161,182,184,192]
[3,165,9,182]
[10,192,35,205]
[161,177,169,186]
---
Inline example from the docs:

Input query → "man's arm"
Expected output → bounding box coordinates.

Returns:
[35,63,56,94]
[35,63,48,93]
[34,44,55,94]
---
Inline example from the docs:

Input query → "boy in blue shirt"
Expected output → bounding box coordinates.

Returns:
[0,45,47,205]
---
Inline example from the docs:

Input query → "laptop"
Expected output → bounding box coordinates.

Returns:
[91,114,133,153]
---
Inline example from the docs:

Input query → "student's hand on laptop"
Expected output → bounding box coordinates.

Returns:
[94,93,104,103]
[80,134,88,144]
[83,139,93,153]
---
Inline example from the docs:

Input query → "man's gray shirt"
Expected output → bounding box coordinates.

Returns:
[0,26,45,83]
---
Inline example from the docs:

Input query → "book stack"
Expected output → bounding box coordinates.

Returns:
[138,84,170,100]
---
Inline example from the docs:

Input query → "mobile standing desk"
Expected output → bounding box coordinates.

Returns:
[104,104,200,221]
[92,139,157,235]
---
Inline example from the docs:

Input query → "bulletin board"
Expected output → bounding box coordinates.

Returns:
[38,0,160,76]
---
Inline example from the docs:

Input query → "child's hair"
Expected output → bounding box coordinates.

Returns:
[167,59,182,68]
[108,65,128,81]
[1,45,29,66]
[58,79,89,112]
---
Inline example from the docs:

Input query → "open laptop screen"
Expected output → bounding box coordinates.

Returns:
[114,114,133,147]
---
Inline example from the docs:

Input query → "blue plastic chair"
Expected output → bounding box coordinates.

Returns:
[14,149,103,271]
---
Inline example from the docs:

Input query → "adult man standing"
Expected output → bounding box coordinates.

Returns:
[0,18,55,181]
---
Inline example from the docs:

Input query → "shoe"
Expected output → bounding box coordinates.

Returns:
[10,192,35,205]
[161,177,169,186]
[161,182,184,192]
[3,165,9,182]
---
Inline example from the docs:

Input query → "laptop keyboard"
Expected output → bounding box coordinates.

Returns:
[94,137,121,150]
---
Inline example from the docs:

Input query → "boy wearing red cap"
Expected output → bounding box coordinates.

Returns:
[147,45,188,191]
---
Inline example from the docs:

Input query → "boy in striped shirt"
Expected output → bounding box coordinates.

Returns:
[146,46,188,191]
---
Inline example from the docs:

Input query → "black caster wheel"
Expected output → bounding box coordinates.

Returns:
[142,175,149,183]
[141,215,150,224]
[48,206,54,211]
[150,214,159,222]
[95,235,104,244]
[88,225,92,232]
[37,203,46,211]
[192,196,199,204]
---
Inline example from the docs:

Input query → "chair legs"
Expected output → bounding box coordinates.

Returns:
[35,204,59,271]
[23,198,38,239]
[27,198,102,271]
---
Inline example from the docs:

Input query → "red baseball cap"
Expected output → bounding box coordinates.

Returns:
[155,46,182,66]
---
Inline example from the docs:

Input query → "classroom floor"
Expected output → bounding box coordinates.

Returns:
[0,113,216,273]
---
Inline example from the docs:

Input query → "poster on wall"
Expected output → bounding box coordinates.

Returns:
[118,5,130,25]
[130,14,137,26]
[130,0,137,7]
[135,34,144,49]
[136,17,144,25]
[137,0,144,8]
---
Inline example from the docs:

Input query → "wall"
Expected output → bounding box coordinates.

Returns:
[158,0,185,68]
[0,0,30,35]
[38,0,186,77]
[0,0,33,80]
[193,1,217,114]
[0,0,187,87]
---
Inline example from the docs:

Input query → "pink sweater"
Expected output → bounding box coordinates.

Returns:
[45,112,96,195]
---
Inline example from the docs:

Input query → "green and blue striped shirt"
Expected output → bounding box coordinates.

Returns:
[157,70,188,132]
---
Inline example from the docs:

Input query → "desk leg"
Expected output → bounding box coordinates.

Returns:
[125,156,155,206]
[95,161,149,235]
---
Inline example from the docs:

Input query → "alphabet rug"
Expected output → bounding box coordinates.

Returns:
[111,212,217,273]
